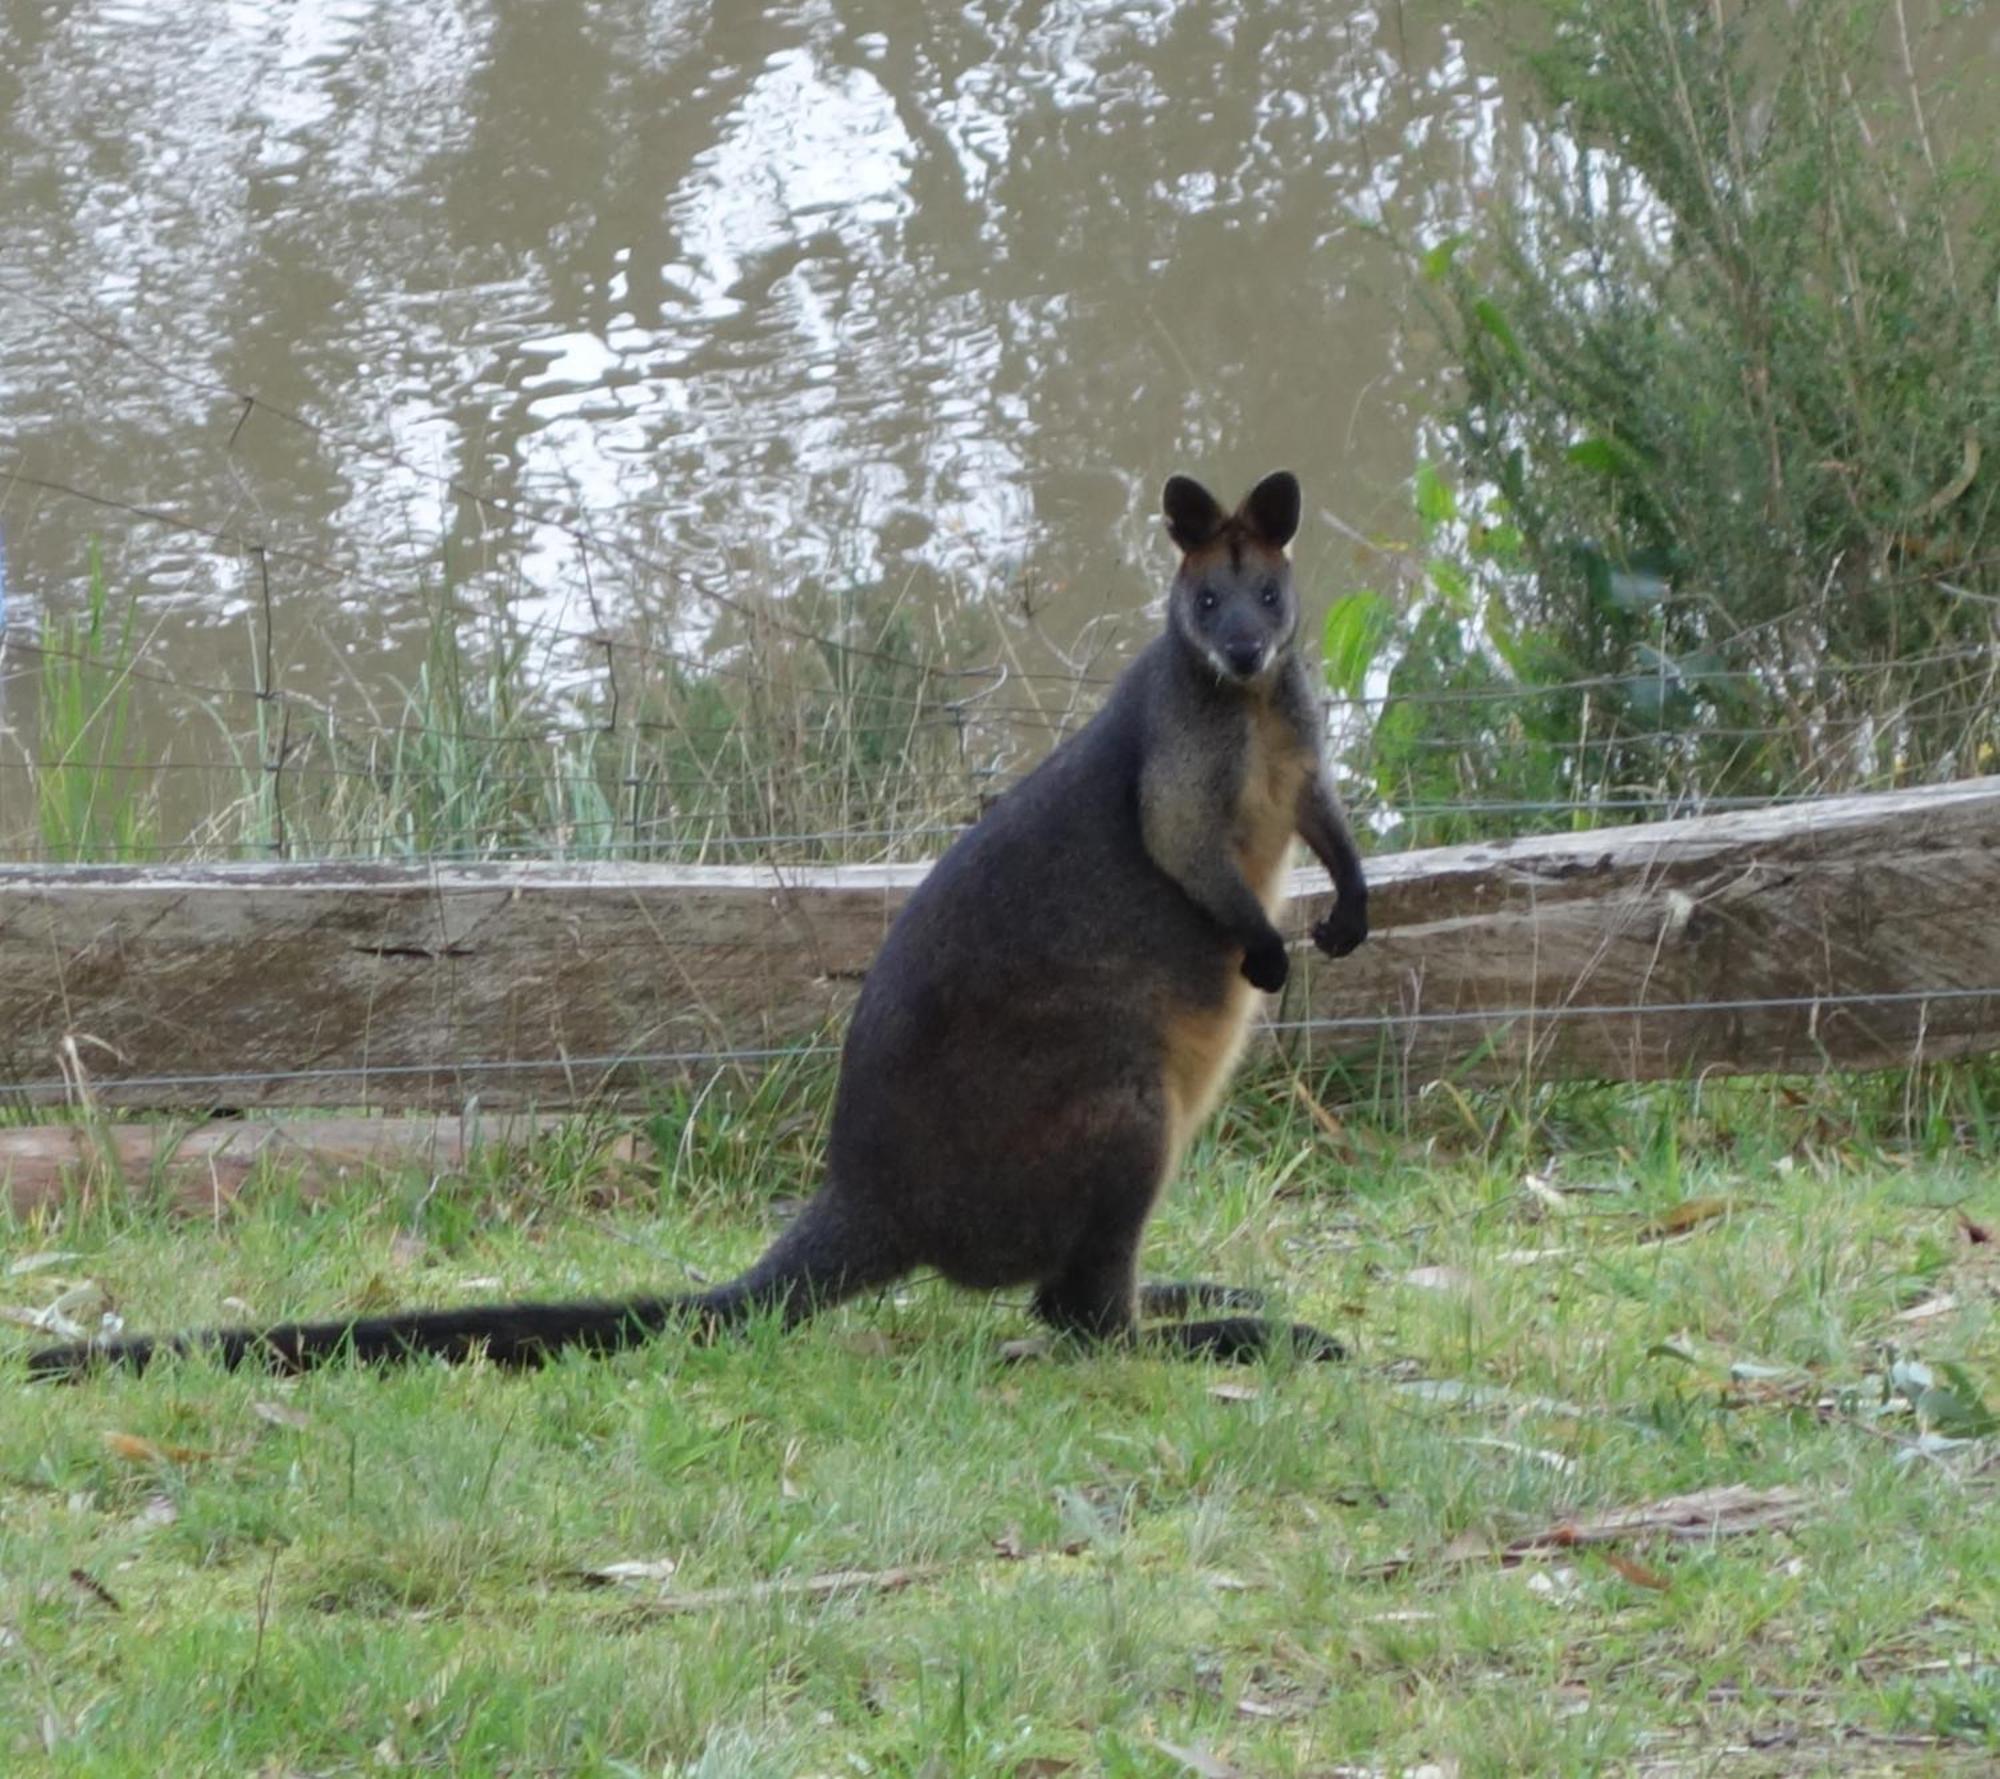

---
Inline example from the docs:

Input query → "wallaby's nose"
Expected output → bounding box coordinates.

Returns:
[1224,639,1264,677]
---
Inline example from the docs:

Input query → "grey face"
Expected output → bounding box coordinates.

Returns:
[1160,469,1304,686]
[1172,550,1298,684]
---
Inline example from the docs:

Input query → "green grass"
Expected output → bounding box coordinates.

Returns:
[3,1073,1998,1777]
[7,565,1026,869]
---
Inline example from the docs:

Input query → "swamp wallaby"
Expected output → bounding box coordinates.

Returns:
[27,469,1368,1381]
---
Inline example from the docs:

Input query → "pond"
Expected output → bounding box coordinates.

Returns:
[0,1,1984,857]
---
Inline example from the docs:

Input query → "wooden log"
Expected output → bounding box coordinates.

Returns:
[0,1115,638,1219]
[2,778,1999,1109]
[1287,776,2000,1086]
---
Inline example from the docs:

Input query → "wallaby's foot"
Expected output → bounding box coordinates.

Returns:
[1139,1280,1266,1316]
[1150,1316,1345,1363]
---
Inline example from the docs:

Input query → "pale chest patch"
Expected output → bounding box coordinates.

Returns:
[1232,700,1309,914]
[1158,699,1312,1169]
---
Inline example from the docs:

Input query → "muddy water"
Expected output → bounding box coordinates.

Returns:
[4,2,1978,843]
[0,2,1522,725]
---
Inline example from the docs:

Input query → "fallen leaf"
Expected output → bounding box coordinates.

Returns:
[251,1400,311,1431]
[1290,1077,1348,1146]
[1366,1484,1809,1580]
[615,1563,947,1616]
[129,1493,178,1532]
[1150,1738,1241,1779]
[836,1331,894,1360]
[576,1557,679,1587]
[1522,1172,1573,1215]
[1523,1484,1809,1552]
[1436,1529,1497,1566]
[998,1337,1052,1363]
[1896,1293,1958,1324]
[67,1569,120,1612]
[1636,1196,1732,1242]
[403,1651,467,1725]
[388,1232,428,1270]
[1524,1565,1580,1601]
[1402,1265,1473,1292]
[8,1251,82,1276]
[0,1305,75,1336]
[1893,1430,1991,1467]
[1890,1357,1937,1396]
[1913,1362,2000,1438]
[1207,1382,1261,1403]
[1011,1762,1077,1778]
[1453,1435,1577,1474]
[990,1526,1026,1561]
[1601,1550,1672,1591]
[1201,1570,1257,1592]
[0,1281,106,1341]
[1395,1378,1588,1418]
[1959,1210,1994,1246]
[102,1431,214,1466]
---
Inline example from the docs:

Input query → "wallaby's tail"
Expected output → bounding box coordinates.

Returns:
[23,1292,705,1380]
[24,1190,904,1382]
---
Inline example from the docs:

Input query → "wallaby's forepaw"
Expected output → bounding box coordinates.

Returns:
[1311,900,1368,959]
[1242,937,1290,993]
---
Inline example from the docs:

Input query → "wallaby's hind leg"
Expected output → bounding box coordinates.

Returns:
[1027,1120,1164,1343]
[1139,1281,1264,1316]
[1032,1243,1144,1344]
[1023,1117,1330,1359]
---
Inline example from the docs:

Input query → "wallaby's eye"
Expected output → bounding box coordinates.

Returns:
[1196,589,1218,615]
[1260,584,1281,609]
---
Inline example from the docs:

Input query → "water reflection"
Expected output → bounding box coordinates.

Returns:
[0,0,1515,723]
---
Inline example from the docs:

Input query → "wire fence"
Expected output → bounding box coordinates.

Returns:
[9,290,2000,1113]
[4,985,1998,1107]
[5,554,1996,868]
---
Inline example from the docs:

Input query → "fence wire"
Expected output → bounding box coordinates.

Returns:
[3,986,1997,1104]
[8,307,2000,1108]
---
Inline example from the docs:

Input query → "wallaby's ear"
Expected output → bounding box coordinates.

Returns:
[1162,475,1226,553]
[1238,470,1301,550]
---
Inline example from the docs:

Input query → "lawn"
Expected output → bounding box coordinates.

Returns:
[3,1068,1998,1777]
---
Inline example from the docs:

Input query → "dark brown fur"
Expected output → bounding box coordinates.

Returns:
[26,470,1368,1380]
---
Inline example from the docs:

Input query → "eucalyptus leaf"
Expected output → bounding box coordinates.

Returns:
[1321,591,1392,698]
